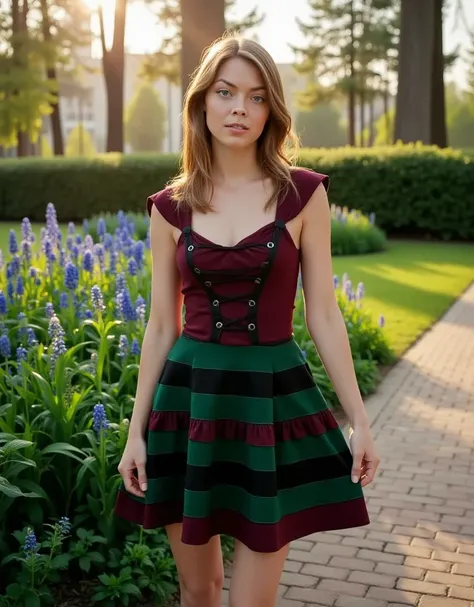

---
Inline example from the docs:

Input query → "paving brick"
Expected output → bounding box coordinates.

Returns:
[418,597,470,607]
[366,587,419,605]
[335,597,387,607]
[384,544,432,559]
[317,579,368,597]
[278,572,318,588]
[395,578,448,596]
[348,571,397,589]
[374,563,424,580]
[330,557,375,572]
[448,587,474,601]
[284,586,337,605]
[301,564,350,580]
[342,537,386,551]
[359,550,404,564]
[288,549,331,565]
[452,562,474,575]
[403,557,450,572]
[425,571,473,587]
[433,551,474,565]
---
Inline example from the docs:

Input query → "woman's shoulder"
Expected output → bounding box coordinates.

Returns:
[146,186,185,228]
[289,166,330,195]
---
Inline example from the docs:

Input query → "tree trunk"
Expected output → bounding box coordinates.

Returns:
[359,88,365,147]
[40,0,64,155]
[383,85,390,144]
[369,94,375,146]
[180,0,225,97]
[431,0,447,147]
[347,0,356,146]
[100,0,127,152]
[394,0,445,145]
[12,0,30,156]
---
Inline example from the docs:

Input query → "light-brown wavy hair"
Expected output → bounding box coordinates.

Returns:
[168,33,299,213]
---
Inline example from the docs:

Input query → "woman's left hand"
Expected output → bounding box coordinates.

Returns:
[349,424,380,488]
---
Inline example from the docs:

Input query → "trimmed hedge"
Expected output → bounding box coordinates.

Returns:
[1,144,473,239]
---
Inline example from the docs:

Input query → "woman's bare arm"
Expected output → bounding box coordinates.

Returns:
[299,183,379,485]
[128,205,183,440]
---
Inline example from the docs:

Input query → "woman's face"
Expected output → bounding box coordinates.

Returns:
[204,56,271,150]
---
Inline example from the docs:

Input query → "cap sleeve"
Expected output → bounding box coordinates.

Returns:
[278,167,330,223]
[146,188,186,228]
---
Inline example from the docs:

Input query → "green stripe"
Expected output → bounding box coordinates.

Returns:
[183,477,364,523]
[152,386,328,423]
[143,474,363,522]
[146,429,348,469]
[168,335,307,373]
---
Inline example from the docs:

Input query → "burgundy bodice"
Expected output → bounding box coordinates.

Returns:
[147,167,329,345]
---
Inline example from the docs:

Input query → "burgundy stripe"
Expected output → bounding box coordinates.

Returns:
[115,491,370,553]
[148,408,339,446]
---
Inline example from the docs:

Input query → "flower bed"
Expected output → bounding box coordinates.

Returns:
[0,205,393,606]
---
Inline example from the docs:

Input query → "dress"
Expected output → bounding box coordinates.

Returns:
[114,167,370,553]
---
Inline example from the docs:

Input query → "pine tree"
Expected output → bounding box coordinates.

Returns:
[124,83,166,152]
[140,0,264,86]
[293,0,398,147]
[65,124,96,157]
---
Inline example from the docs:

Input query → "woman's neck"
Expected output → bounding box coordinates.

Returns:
[211,141,262,187]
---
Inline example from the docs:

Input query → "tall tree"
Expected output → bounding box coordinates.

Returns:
[141,0,264,92]
[394,0,447,146]
[292,0,398,147]
[99,0,127,152]
[125,83,166,152]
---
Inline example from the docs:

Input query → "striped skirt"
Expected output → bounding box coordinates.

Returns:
[114,334,370,553]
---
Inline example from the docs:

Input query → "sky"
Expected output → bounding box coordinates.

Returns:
[98,0,474,89]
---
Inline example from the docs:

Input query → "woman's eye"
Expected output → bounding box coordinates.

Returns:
[217,89,230,97]
[253,95,265,103]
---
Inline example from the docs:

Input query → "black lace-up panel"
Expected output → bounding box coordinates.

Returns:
[183,220,286,344]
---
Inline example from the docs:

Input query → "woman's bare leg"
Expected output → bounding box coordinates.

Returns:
[165,523,224,607]
[228,539,289,607]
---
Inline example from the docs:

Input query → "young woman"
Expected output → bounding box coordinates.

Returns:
[115,34,379,607]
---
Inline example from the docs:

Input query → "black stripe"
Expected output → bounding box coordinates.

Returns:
[146,450,353,497]
[158,360,315,398]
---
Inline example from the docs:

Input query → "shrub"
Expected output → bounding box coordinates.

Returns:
[0,144,473,240]
[0,205,393,604]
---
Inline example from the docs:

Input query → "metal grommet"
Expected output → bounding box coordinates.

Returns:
[254,277,261,284]
[248,323,256,331]
[205,280,212,287]
[212,300,219,307]
[194,268,201,274]
[261,261,269,268]
[267,242,275,248]
[216,321,223,329]
[187,244,194,252]
[249,300,255,307]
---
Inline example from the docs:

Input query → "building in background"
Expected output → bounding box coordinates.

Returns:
[43,46,308,154]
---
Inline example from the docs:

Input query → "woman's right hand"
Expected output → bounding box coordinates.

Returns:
[118,435,148,498]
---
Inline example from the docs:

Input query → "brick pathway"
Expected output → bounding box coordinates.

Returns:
[223,281,474,606]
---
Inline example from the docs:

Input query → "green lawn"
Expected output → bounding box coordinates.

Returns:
[332,240,474,356]
[1,221,473,358]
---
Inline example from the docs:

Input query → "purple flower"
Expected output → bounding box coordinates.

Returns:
[82,219,89,234]
[59,292,69,309]
[66,235,74,251]
[136,295,146,322]
[48,314,65,340]
[356,282,365,299]
[64,262,79,290]
[7,281,14,302]
[0,334,11,358]
[0,292,6,315]
[91,285,105,312]
[131,338,141,356]
[104,234,113,251]
[16,275,24,296]
[133,241,145,267]
[97,218,106,237]
[92,403,110,433]
[119,288,137,321]
[84,309,93,319]
[45,302,54,318]
[84,235,94,250]
[21,240,32,263]
[378,315,385,328]
[23,528,38,558]
[109,250,117,274]
[21,218,34,243]
[128,258,138,276]
[333,275,339,289]
[27,328,38,347]
[58,516,71,535]
[17,346,28,362]
[118,335,129,359]
[9,230,18,255]
[29,267,37,279]
[75,234,82,245]
[68,222,75,235]
[83,250,94,272]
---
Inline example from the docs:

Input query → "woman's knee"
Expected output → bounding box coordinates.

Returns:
[179,571,224,607]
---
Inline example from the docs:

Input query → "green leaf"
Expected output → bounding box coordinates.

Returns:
[0,476,37,498]
[24,590,41,607]
[5,583,23,598]
[42,442,85,462]
[2,439,34,452]
[51,553,70,569]
[79,556,91,572]
[122,583,141,597]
